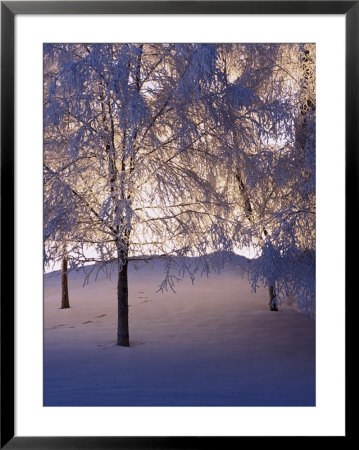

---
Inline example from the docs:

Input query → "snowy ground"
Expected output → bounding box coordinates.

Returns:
[44,256,315,407]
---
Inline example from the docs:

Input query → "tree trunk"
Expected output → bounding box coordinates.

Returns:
[269,285,278,311]
[117,249,130,347]
[61,254,70,309]
[263,229,278,312]
[236,168,277,311]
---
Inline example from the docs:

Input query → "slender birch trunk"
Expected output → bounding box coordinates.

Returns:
[269,285,278,311]
[116,45,141,347]
[117,246,130,346]
[61,253,70,309]
[235,168,278,311]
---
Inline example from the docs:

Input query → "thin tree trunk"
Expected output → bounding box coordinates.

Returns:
[61,254,70,309]
[99,77,129,346]
[263,229,277,311]
[269,285,278,311]
[296,48,314,152]
[117,248,130,347]
[236,168,277,311]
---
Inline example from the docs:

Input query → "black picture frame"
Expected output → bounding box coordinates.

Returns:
[1,1,354,447]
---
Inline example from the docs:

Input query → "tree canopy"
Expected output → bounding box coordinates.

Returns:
[44,43,316,344]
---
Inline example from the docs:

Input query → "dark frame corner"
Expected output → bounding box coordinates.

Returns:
[1,1,355,448]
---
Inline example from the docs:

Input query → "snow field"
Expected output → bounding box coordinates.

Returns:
[44,257,315,406]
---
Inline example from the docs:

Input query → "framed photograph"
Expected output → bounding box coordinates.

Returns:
[1,1,353,447]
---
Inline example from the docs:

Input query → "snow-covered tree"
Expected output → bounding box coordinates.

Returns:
[43,43,316,347]
[44,44,235,345]
[173,43,316,313]
[217,44,315,314]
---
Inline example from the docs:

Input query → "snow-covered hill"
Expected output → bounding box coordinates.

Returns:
[44,256,315,406]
